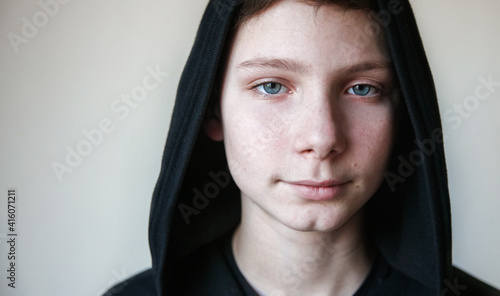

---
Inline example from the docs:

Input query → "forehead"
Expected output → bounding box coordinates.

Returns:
[227,0,390,72]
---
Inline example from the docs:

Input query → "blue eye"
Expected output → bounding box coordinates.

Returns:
[348,84,378,96]
[255,82,288,95]
[263,82,282,94]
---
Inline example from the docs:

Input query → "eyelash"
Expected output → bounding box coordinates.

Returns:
[250,81,383,99]
[250,80,291,99]
[346,84,381,97]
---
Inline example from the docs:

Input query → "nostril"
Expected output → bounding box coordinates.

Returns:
[300,147,337,160]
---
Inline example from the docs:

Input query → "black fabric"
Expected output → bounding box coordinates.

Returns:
[106,232,433,296]
[103,269,155,296]
[218,232,432,296]
[105,265,500,296]
[105,0,500,295]
[451,268,500,296]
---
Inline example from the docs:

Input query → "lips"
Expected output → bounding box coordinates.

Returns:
[284,180,348,201]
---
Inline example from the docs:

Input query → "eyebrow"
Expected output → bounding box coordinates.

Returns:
[340,61,393,74]
[237,58,311,74]
[236,57,392,75]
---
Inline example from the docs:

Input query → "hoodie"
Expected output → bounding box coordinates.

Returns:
[105,0,500,295]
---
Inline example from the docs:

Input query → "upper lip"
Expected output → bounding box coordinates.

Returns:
[285,180,347,187]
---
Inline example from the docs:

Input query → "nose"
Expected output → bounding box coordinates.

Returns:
[293,94,346,160]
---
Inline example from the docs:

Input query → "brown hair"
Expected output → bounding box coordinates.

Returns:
[236,0,377,27]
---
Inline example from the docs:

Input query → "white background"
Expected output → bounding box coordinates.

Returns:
[0,0,498,295]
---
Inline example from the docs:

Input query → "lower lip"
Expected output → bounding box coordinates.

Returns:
[286,183,346,201]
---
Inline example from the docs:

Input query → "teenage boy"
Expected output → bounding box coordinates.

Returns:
[107,1,500,295]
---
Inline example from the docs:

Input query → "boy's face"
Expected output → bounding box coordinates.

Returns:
[206,0,397,232]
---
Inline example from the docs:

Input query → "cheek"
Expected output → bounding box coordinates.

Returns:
[225,99,293,151]
[222,106,288,178]
[349,108,394,174]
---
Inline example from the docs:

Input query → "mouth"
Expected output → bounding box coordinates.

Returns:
[283,180,349,201]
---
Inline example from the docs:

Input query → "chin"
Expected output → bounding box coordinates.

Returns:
[277,208,354,233]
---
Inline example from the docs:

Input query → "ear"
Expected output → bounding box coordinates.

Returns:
[203,115,223,141]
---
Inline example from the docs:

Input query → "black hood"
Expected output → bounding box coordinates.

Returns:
[155,0,449,293]
[106,1,500,295]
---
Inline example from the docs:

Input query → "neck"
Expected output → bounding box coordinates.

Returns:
[232,198,374,296]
